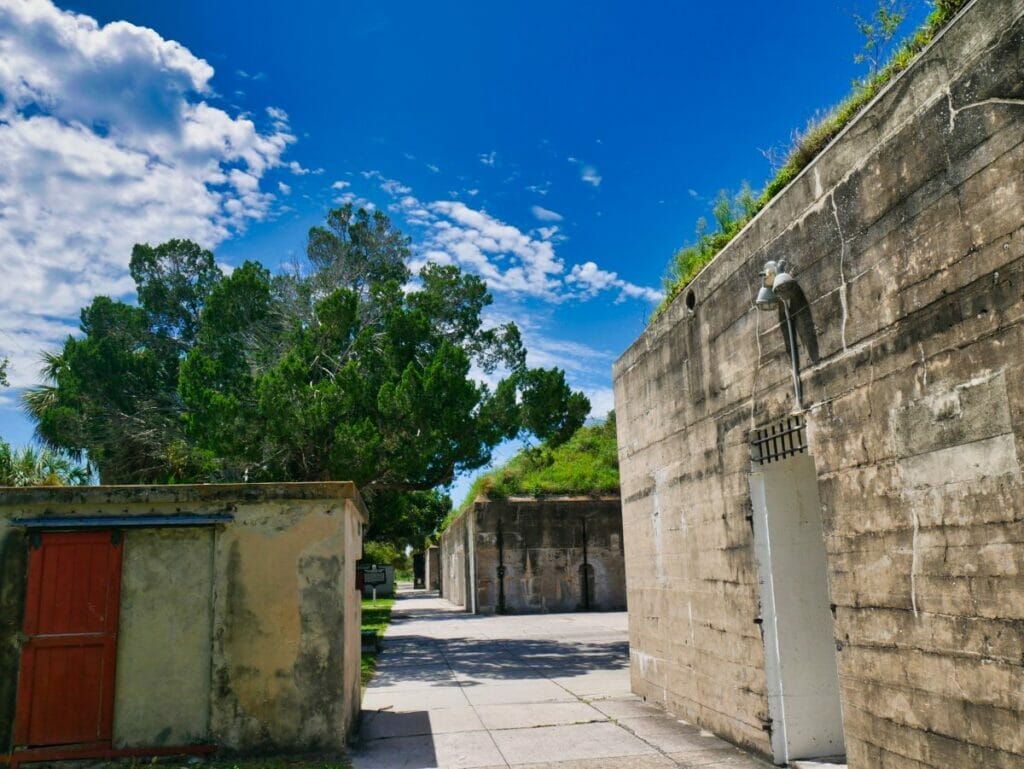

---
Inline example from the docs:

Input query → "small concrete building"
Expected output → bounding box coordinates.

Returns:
[439,496,626,614]
[0,482,366,765]
[613,1,1024,767]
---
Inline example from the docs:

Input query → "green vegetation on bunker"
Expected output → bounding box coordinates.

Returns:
[440,414,619,533]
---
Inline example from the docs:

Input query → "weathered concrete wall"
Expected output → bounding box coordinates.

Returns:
[0,528,27,752]
[425,545,440,591]
[613,0,1024,766]
[211,494,364,752]
[439,511,470,608]
[440,497,626,615]
[114,528,214,748]
[0,482,366,756]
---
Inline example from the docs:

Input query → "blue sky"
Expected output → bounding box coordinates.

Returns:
[0,0,930,499]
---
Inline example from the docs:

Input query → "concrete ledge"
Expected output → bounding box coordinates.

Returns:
[0,481,369,522]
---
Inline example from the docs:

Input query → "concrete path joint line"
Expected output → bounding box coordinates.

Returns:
[352,590,775,769]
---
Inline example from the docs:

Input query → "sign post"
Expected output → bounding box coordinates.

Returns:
[363,566,387,605]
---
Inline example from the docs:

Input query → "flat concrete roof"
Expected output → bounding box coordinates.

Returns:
[0,481,369,522]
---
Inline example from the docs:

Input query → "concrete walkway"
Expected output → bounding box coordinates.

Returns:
[351,592,774,769]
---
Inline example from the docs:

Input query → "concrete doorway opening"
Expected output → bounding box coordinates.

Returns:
[748,436,845,765]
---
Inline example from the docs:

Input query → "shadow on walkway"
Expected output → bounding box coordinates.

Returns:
[352,590,775,769]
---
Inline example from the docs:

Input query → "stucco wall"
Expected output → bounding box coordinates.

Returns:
[440,497,626,615]
[114,528,214,747]
[0,529,27,752]
[0,482,366,756]
[612,0,1024,766]
[211,494,364,752]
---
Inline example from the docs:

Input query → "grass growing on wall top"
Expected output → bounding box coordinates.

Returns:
[440,414,619,533]
[656,0,970,317]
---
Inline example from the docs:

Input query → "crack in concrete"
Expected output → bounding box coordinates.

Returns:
[830,194,850,353]
[749,287,765,431]
[947,89,1024,133]
[910,505,921,620]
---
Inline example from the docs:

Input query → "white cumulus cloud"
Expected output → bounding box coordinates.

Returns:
[371,176,660,306]
[568,262,663,304]
[427,201,566,300]
[0,0,298,387]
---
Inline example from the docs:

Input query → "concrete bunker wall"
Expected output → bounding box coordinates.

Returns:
[440,497,626,615]
[612,0,1024,766]
[425,545,441,591]
[0,482,366,757]
[439,510,470,609]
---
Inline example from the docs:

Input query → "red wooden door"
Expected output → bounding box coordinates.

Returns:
[14,530,123,748]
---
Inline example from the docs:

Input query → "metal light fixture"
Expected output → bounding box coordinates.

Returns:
[755,259,803,409]
[771,270,799,302]
[755,284,777,309]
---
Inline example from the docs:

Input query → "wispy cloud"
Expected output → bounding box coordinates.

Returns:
[581,166,602,187]
[525,336,613,369]
[331,180,351,190]
[426,163,440,173]
[530,205,563,222]
[568,156,602,187]
[267,106,289,129]
[0,0,298,387]
[333,191,376,211]
[362,170,412,195]
[479,151,497,167]
[583,387,615,418]
[287,160,323,175]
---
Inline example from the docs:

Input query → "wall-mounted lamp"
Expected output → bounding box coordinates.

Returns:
[755,260,803,409]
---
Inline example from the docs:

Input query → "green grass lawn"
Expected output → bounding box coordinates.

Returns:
[361,596,395,689]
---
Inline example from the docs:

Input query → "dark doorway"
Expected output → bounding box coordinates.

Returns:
[578,562,595,611]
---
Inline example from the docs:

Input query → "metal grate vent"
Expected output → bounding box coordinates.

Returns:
[750,415,807,466]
